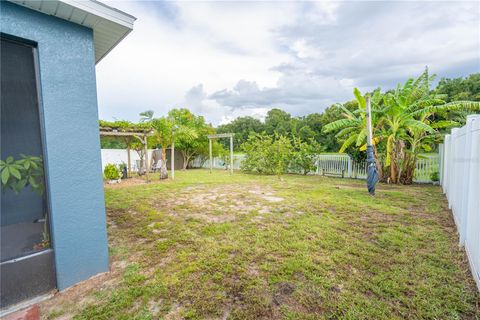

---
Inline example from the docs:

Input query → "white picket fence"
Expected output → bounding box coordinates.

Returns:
[440,115,480,290]
[188,152,439,183]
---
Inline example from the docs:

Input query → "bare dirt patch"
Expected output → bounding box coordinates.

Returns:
[154,184,286,223]
[104,177,152,189]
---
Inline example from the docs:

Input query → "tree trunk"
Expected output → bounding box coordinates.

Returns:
[185,155,193,169]
[160,148,168,179]
[127,146,131,175]
[389,148,399,184]
[400,153,415,184]
[182,151,188,170]
[373,145,383,182]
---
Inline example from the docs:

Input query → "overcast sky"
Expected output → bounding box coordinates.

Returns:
[97,0,480,126]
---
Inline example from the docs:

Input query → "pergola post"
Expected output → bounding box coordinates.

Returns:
[230,136,233,175]
[207,133,234,174]
[143,134,150,183]
[171,140,175,180]
[209,138,213,173]
[127,145,131,175]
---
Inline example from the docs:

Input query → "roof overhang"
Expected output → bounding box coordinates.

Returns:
[8,0,136,63]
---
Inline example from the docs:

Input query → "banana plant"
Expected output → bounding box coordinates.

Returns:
[323,88,384,178]
[324,68,480,184]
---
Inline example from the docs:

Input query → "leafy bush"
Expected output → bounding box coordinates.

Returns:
[0,154,44,194]
[104,164,121,180]
[241,133,293,176]
[430,171,440,182]
[290,137,321,175]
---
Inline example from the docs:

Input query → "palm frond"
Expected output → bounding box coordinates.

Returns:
[139,110,154,122]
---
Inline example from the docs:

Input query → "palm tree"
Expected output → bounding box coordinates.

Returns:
[139,110,154,123]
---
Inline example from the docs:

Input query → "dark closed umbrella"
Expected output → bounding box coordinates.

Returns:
[366,145,379,195]
[365,95,378,195]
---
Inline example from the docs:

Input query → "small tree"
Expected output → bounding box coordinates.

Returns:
[240,132,293,178]
[290,137,320,175]
[168,109,213,169]
[271,134,293,178]
[150,116,197,179]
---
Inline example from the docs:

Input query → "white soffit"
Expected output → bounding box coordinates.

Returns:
[8,0,136,63]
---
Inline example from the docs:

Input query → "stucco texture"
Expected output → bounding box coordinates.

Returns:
[0,2,109,290]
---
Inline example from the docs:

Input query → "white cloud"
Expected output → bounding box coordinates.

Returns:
[96,1,479,125]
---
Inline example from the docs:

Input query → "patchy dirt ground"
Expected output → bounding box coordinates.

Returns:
[41,170,479,320]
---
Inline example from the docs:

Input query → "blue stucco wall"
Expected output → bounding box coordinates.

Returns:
[0,2,109,290]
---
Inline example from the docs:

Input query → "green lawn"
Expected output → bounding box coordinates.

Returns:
[43,170,478,319]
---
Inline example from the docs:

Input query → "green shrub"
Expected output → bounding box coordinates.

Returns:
[430,171,440,182]
[241,133,293,176]
[104,164,121,180]
[290,137,321,175]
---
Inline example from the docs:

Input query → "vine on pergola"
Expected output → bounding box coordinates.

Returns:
[99,120,154,181]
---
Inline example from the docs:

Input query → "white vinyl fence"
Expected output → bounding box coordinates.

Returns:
[101,149,155,171]
[440,115,480,290]
[102,149,439,183]
[190,154,245,170]
[188,152,439,183]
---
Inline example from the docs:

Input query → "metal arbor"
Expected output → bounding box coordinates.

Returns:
[207,133,234,174]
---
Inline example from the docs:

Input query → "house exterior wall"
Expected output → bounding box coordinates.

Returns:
[0,2,109,290]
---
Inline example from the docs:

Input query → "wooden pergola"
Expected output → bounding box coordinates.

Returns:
[208,133,234,174]
[100,127,154,182]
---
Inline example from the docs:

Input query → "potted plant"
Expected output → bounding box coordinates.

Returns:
[104,163,121,184]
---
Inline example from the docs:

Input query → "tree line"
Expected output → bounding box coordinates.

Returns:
[100,71,479,183]
[217,72,480,155]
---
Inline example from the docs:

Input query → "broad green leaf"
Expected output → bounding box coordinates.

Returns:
[339,134,357,153]
[8,166,21,180]
[323,119,357,133]
[17,179,28,190]
[356,128,367,147]
[404,119,435,134]
[354,88,366,109]
[29,176,38,188]
[1,168,10,185]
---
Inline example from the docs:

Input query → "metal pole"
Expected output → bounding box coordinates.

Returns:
[366,96,373,147]
[209,138,212,173]
[171,139,175,180]
[230,136,233,174]
[365,95,378,195]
